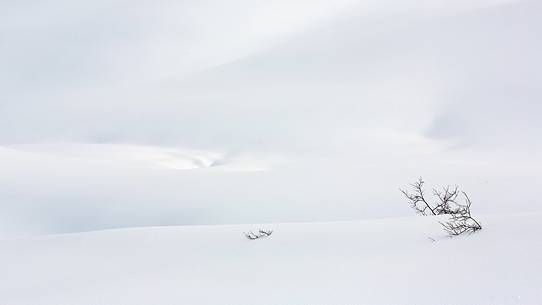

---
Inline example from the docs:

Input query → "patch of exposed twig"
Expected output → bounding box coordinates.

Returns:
[244,229,273,240]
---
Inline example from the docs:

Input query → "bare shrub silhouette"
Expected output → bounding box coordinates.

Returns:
[244,229,273,240]
[401,177,482,236]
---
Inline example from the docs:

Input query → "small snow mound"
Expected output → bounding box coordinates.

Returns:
[6,143,222,170]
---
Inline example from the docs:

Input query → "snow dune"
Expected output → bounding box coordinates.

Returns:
[1,213,540,305]
[5,144,221,170]
[1,144,279,171]
[1,142,541,239]
[1,1,541,302]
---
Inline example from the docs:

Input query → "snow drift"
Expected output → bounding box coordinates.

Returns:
[1,214,540,305]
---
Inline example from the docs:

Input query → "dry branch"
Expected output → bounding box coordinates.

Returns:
[401,178,482,236]
[244,229,273,240]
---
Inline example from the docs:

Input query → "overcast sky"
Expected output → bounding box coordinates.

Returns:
[2,0,539,150]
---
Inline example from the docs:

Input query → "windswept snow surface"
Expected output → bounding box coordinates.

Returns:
[2,142,541,239]
[1,0,542,302]
[4,144,222,169]
[1,0,542,237]
[1,214,541,305]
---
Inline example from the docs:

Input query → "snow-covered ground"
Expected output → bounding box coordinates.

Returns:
[2,142,541,239]
[1,213,540,305]
[1,0,541,303]
[2,0,541,238]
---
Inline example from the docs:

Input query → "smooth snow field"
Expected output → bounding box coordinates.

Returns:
[2,0,542,304]
[1,213,541,305]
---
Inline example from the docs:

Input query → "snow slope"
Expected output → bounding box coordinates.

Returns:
[2,142,542,239]
[1,213,540,305]
[4,144,222,170]
[1,0,542,238]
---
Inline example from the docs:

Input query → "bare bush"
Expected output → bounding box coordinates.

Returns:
[244,229,273,240]
[439,192,482,235]
[400,177,482,236]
